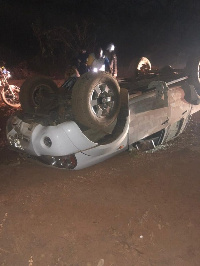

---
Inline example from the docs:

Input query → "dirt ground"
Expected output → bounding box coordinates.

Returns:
[1,81,200,266]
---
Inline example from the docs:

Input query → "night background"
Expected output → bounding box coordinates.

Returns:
[1,0,200,77]
[2,2,200,265]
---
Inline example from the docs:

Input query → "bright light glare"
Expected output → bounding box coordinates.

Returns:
[137,57,151,70]
[99,65,105,71]
[110,44,115,51]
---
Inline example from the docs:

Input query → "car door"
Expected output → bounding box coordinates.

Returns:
[128,81,169,145]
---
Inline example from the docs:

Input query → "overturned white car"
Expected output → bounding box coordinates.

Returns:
[6,54,200,169]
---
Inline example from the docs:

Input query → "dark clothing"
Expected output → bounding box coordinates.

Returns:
[104,57,110,73]
[76,51,89,75]
[104,50,117,76]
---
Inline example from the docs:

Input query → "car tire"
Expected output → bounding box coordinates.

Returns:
[19,76,58,114]
[71,72,121,130]
[186,53,200,95]
[128,56,151,79]
[1,85,21,108]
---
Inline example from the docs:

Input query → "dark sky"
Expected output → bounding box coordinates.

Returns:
[1,0,200,68]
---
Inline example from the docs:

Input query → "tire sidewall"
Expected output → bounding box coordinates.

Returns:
[19,76,58,113]
[186,53,200,95]
[1,85,20,108]
[72,72,121,129]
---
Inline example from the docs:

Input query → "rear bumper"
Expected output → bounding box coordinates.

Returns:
[6,115,97,157]
[6,115,129,170]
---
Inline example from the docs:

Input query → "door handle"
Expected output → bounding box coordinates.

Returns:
[162,118,169,125]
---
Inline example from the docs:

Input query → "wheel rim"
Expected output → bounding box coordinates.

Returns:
[90,83,116,118]
[32,84,53,106]
[197,61,200,82]
[2,85,20,107]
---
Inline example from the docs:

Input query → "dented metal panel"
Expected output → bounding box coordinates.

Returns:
[128,82,169,145]
[168,86,191,124]
[127,79,200,145]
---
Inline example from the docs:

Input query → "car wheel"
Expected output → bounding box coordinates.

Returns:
[19,76,58,114]
[71,72,121,130]
[1,85,20,108]
[186,53,200,95]
[128,56,151,79]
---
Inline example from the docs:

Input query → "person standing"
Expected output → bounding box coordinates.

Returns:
[104,43,117,77]
[75,46,89,75]
[87,46,105,72]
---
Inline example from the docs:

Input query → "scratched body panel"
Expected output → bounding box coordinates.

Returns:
[128,86,168,144]
[128,84,197,145]
[168,86,191,123]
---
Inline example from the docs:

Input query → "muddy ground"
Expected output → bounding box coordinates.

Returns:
[0,81,200,266]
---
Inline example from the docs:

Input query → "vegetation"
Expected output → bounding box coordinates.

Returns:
[0,0,200,78]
